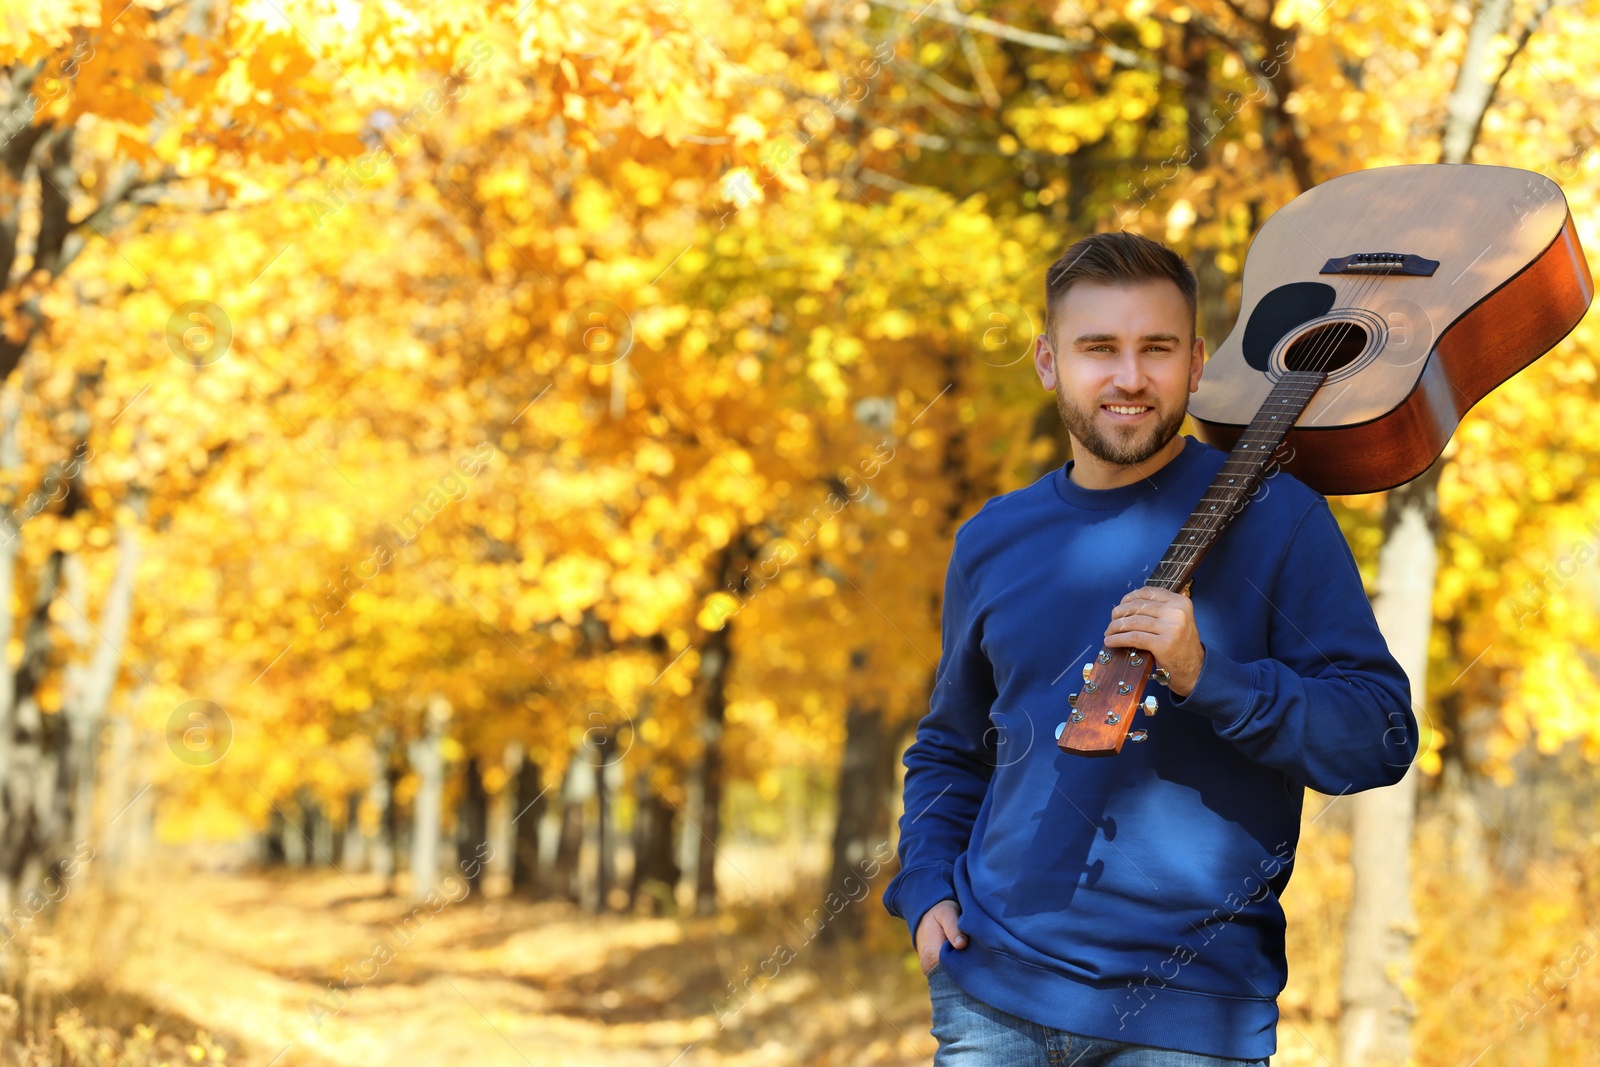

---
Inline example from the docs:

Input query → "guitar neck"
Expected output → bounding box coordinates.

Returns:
[1148,369,1329,592]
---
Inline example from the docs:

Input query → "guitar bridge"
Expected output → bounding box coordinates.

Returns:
[1319,252,1438,276]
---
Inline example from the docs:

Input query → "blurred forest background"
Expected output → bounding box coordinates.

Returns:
[0,0,1595,1064]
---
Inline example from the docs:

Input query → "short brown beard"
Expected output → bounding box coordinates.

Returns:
[1054,380,1187,467]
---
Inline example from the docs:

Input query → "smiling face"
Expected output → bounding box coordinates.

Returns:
[1034,278,1206,489]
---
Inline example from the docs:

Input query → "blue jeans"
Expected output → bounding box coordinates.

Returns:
[927,962,1271,1066]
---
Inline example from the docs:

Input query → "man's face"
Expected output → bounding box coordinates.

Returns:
[1034,279,1204,467]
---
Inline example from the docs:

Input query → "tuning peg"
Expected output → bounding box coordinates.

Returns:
[1129,652,1144,666]
[1117,681,1132,694]
[1128,730,1149,742]
[1097,649,1111,664]
[1083,662,1094,681]
[1142,696,1158,717]
[1068,692,1078,708]
[1055,722,1066,740]
[1152,667,1170,686]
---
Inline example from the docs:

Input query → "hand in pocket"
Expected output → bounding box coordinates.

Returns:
[915,899,968,976]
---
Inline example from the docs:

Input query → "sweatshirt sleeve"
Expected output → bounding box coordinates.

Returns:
[881,541,997,949]
[1169,498,1417,794]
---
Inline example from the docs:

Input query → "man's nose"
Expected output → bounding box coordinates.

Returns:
[1110,352,1147,394]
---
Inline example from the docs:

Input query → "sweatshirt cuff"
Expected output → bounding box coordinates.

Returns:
[1168,645,1257,731]
[888,865,956,950]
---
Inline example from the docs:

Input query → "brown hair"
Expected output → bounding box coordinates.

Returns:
[1044,232,1198,344]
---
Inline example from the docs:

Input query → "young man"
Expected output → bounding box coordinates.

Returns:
[881,231,1417,1066]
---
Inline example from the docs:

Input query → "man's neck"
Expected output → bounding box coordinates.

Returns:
[1068,434,1188,490]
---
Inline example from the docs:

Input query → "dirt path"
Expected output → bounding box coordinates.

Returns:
[73,868,937,1066]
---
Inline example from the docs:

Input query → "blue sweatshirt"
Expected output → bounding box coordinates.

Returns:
[881,434,1416,1060]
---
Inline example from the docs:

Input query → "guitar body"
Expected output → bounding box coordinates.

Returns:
[1189,162,1593,495]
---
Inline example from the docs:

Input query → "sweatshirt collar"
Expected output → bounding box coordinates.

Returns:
[1053,434,1205,511]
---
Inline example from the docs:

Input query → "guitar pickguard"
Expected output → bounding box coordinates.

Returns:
[1241,281,1336,372]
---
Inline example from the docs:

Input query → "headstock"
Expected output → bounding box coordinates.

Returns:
[1054,645,1166,756]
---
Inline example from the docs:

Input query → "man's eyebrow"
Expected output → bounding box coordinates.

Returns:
[1071,332,1181,344]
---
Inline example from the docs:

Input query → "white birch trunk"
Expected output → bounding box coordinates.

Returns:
[408,696,449,900]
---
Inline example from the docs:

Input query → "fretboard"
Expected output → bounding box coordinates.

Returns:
[1147,369,1328,592]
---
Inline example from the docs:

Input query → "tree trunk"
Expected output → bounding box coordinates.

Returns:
[340,791,365,871]
[263,807,288,866]
[1436,616,1490,892]
[693,617,731,915]
[57,493,142,858]
[384,755,403,894]
[484,742,516,895]
[1340,461,1439,1065]
[1181,21,1212,173]
[1439,0,1513,167]
[551,760,586,904]
[310,791,334,867]
[594,734,622,912]
[1193,242,1234,346]
[628,774,680,915]
[57,561,99,853]
[0,362,145,902]
[0,398,20,909]
[510,748,546,899]
[102,699,146,872]
[407,697,448,900]
[1178,23,1239,353]
[817,686,894,946]
[691,535,749,916]
[369,727,398,891]
[282,792,308,869]
[0,549,69,903]
[458,755,489,894]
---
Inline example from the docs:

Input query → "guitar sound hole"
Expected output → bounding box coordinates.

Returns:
[1283,321,1368,373]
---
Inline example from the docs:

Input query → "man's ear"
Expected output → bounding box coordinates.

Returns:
[1034,334,1057,391]
[1189,335,1206,392]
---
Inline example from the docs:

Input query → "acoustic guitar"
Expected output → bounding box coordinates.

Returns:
[1056,162,1593,757]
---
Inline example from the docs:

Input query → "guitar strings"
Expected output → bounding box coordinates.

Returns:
[1150,258,1401,587]
[1301,258,1397,377]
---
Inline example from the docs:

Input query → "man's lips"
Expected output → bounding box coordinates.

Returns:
[1101,402,1155,420]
